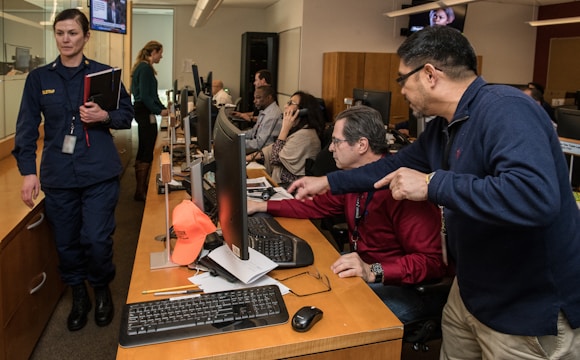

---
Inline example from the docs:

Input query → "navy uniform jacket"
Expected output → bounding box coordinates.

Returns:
[327,77,580,336]
[12,56,134,188]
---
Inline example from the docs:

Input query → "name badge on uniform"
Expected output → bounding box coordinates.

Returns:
[62,134,77,154]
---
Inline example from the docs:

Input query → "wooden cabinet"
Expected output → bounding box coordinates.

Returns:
[322,52,408,125]
[0,201,65,360]
[322,52,483,126]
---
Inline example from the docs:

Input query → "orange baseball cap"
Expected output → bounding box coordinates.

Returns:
[171,200,217,266]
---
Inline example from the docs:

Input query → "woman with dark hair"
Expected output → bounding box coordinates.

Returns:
[12,8,134,331]
[262,91,325,184]
[131,40,169,201]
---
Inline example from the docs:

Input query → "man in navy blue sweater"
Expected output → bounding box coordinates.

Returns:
[289,26,580,358]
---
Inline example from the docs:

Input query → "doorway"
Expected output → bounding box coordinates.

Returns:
[131,7,174,104]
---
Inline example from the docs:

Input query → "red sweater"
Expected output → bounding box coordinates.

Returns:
[267,189,446,285]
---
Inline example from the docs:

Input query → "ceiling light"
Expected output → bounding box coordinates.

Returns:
[190,0,223,28]
[527,16,580,27]
[384,0,478,18]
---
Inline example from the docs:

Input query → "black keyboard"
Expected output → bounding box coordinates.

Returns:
[119,285,288,348]
[248,216,314,268]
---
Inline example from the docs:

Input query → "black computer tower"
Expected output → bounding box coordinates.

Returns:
[239,32,279,113]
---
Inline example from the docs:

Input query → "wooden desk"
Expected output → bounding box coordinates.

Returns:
[116,139,403,359]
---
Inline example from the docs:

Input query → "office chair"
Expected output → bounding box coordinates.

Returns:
[234,97,242,111]
[403,277,453,352]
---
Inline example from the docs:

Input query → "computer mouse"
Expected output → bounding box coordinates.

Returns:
[291,306,323,332]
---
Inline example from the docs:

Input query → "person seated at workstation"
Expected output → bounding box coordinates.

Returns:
[211,79,233,107]
[244,85,282,155]
[527,81,556,123]
[522,85,557,130]
[231,69,272,123]
[247,105,447,324]
[253,91,325,184]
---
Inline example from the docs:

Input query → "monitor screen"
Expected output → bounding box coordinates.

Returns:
[557,107,580,140]
[203,71,213,96]
[353,89,392,125]
[14,47,30,72]
[196,92,213,154]
[213,107,249,260]
[90,0,127,34]
[192,64,202,96]
[172,79,179,106]
[180,87,190,119]
[189,158,205,212]
[407,1,468,35]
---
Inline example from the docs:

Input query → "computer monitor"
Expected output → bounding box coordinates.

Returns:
[353,88,391,125]
[200,71,213,96]
[196,92,213,154]
[14,47,30,72]
[192,64,202,96]
[556,107,580,187]
[556,107,580,140]
[213,107,249,260]
[172,80,179,106]
[180,87,190,119]
[189,158,205,212]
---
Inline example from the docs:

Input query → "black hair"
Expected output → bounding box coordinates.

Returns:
[256,85,276,99]
[397,25,478,79]
[528,82,545,95]
[54,8,89,35]
[256,69,272,85]
[288,91,326,139]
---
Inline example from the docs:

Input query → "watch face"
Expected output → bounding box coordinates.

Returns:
[371,263,383,283]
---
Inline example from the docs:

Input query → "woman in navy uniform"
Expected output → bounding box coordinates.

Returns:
[12,8,134,331]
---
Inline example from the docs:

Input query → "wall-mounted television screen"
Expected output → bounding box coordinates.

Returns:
[90,0,127,34]
[407,1,468,35]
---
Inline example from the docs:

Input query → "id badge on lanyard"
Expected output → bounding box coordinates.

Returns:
[62,116,76,154]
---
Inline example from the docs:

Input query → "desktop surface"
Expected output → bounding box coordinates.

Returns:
[116,139,403,359]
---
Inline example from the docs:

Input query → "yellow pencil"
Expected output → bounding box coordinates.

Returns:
[142,284,199,294]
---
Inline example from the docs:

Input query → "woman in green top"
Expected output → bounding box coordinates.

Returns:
[130,40,169,201]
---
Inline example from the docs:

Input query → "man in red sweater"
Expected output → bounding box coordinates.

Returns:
[248,105,447,323]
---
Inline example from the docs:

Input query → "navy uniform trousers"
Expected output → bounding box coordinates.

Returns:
[43,176,119,287]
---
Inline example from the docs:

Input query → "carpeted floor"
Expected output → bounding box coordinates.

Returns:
[30,129,144,360]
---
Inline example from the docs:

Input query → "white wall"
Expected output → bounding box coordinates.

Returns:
[172,6,268,100]
[463,2,537,84]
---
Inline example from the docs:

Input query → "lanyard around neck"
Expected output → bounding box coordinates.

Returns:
[351,191,374,251]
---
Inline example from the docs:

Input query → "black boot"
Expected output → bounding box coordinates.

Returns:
[94,285,114,327]
[67,283,91,331]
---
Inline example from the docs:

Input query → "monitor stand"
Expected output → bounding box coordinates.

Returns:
[150,152,180,270]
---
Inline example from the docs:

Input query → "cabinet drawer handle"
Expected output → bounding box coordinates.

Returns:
[26,212,45,230]
[30,272,47,295]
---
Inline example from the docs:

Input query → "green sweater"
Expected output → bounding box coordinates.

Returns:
[131,62,165,114]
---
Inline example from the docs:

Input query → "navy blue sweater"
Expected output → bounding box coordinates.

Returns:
[328,77,580,336]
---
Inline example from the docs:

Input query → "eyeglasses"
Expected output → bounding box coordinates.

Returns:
[275,268,331,297]
[286,100,299,106]
[396,64,443,87]
[396,64,426,87]
[330,137,349,146]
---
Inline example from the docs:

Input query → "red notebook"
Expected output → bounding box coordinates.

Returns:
[83,67,122,110]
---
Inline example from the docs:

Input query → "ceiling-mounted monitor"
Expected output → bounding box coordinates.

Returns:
[407,1,468,36]
[90,0,127,34]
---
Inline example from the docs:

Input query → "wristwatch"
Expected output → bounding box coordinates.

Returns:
[102,113,111,125]
[425,171,436,185]
[370,263,384,283]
